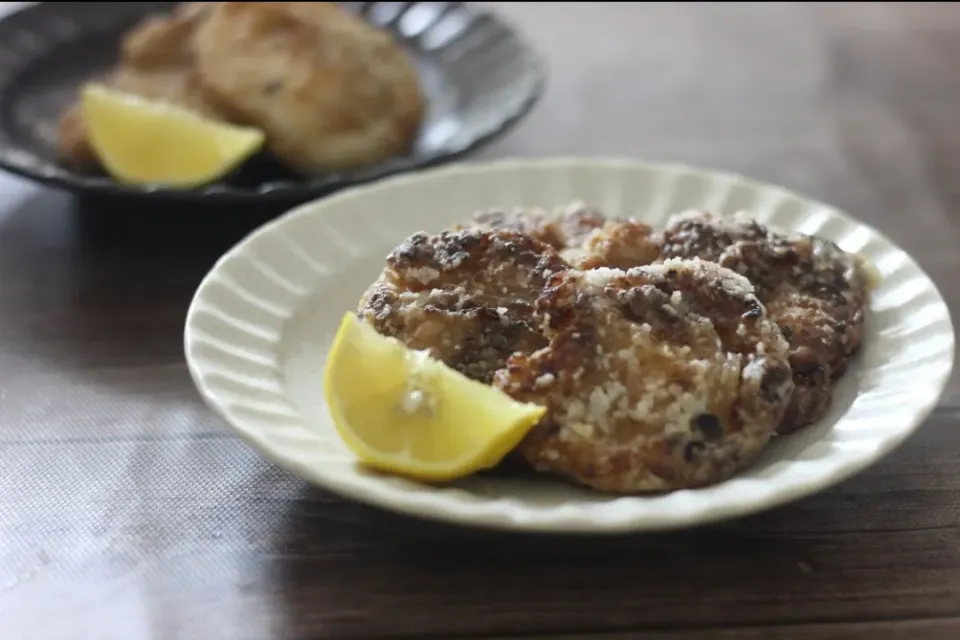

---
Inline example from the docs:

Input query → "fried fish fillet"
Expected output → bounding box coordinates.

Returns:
[57,2,220,169]
[358,228,569,384]
[476,204,873,435]
[495,260,794,493]
[193,2,425,175]
[658,210,872,433]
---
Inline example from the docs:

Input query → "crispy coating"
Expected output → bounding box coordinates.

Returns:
[494,259,794,493]
[193,2,424,175]
[567,219,662,270]
[545,208,873,434]
[469,202,660,270]
[471,203,610,251]
[659,210,871,432]
[57,2,220,168]
[358,228,570,383]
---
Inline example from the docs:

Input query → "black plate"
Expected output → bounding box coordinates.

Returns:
[0,2,545,204]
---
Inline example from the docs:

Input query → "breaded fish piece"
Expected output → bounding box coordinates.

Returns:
[57,2,220,168]
[494,259,794,493]
[358,228,570,383]
[659,210,872,433]
[193,2,425,175]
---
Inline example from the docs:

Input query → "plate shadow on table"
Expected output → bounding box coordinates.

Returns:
[0,189,294,395]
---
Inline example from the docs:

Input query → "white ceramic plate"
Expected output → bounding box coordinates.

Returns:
[184,158,955,533]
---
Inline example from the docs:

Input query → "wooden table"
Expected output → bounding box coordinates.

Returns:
[2,2,959,639]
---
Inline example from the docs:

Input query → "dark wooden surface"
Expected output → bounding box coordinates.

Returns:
[2,2,960,639]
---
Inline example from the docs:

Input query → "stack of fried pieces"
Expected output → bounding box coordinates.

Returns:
[58,2,424,175]
[357,205,873,494]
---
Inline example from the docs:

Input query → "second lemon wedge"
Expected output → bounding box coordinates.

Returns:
[80,84,265,188]
[324,313,546,483]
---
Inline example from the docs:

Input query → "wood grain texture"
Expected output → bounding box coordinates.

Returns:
[1,2,960,639]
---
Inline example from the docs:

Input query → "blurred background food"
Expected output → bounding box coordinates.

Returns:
[57,2,425,179]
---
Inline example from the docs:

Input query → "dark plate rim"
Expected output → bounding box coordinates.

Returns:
[0,1,547,203]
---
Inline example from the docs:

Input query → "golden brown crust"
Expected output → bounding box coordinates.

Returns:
[468,203,661,270]
[357,228,570,383]
[193,2,425,174]
[567,219,662,270]
[494,259,794,493]
[658,210,871,433]
[471,203,611,252]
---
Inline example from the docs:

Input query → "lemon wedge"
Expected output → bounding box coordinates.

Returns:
[80,84,265,188]
[324,312,546,483]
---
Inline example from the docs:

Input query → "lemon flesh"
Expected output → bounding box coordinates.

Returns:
[324,313,547,483]
[80,84,265,188]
